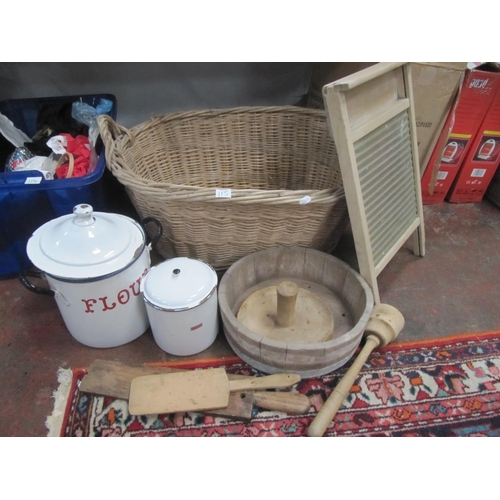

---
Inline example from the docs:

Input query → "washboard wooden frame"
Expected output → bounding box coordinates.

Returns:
[323,62,425,304]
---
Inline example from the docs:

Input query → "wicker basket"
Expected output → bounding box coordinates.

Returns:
[98,106,348,270]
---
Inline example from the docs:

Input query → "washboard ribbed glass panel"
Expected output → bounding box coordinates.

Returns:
[353,111,418,267]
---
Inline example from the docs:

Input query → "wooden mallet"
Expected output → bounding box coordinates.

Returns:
[307,303,405,437]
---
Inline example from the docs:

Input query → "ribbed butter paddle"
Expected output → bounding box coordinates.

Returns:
[128,367,301,415]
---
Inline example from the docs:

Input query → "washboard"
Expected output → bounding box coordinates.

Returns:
[323,62,425,303]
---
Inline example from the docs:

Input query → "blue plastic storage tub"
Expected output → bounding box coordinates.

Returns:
[0,94,117,279]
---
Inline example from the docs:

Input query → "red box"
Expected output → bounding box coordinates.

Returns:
[421,64,500,204]
[447,91,500,203]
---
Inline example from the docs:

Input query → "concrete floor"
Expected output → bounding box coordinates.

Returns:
[1,200,500,436]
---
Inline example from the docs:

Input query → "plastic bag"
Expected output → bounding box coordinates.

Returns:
[72,98,113,146]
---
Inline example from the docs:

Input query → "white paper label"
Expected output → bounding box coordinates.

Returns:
[437,171,448,180]
[471,169,486,178]
[299,195,312,205]
[215,188,232,198]
[24,176,43,184]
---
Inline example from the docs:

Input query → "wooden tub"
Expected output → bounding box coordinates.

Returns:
[218,247,374,378]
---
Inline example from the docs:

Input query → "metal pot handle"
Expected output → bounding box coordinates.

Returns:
[19,270,55,296]
[141,217,163,249]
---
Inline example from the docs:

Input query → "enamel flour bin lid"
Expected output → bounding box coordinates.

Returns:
[26,204,146,280]
[140,257,219,356]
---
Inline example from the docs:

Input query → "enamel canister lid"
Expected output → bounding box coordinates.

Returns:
[26,204,146,280]
[141,257,218,311]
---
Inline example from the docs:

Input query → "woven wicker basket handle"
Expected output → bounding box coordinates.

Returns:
[97,114,136,178]
[55,152,75,178]
[98,114,132,143]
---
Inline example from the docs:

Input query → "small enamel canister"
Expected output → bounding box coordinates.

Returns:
[140,257,219,356]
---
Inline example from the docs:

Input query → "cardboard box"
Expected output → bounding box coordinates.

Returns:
[306,62,466,170]
[447,87,500,203]
[411,63,467,171]
[420,63,500,204]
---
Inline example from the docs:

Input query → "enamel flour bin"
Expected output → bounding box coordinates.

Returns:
[22,204,163,348]
[140,257,219,356]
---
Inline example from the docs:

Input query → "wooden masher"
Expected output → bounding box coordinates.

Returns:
[307,303,405,437]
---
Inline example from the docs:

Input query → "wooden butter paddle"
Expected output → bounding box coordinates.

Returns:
[79,359,311,420]
[128,368,301,416]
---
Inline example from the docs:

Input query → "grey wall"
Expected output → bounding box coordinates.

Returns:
[0,62,313,128]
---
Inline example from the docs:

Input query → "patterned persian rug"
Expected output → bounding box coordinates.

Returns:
[47,330,500,437]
